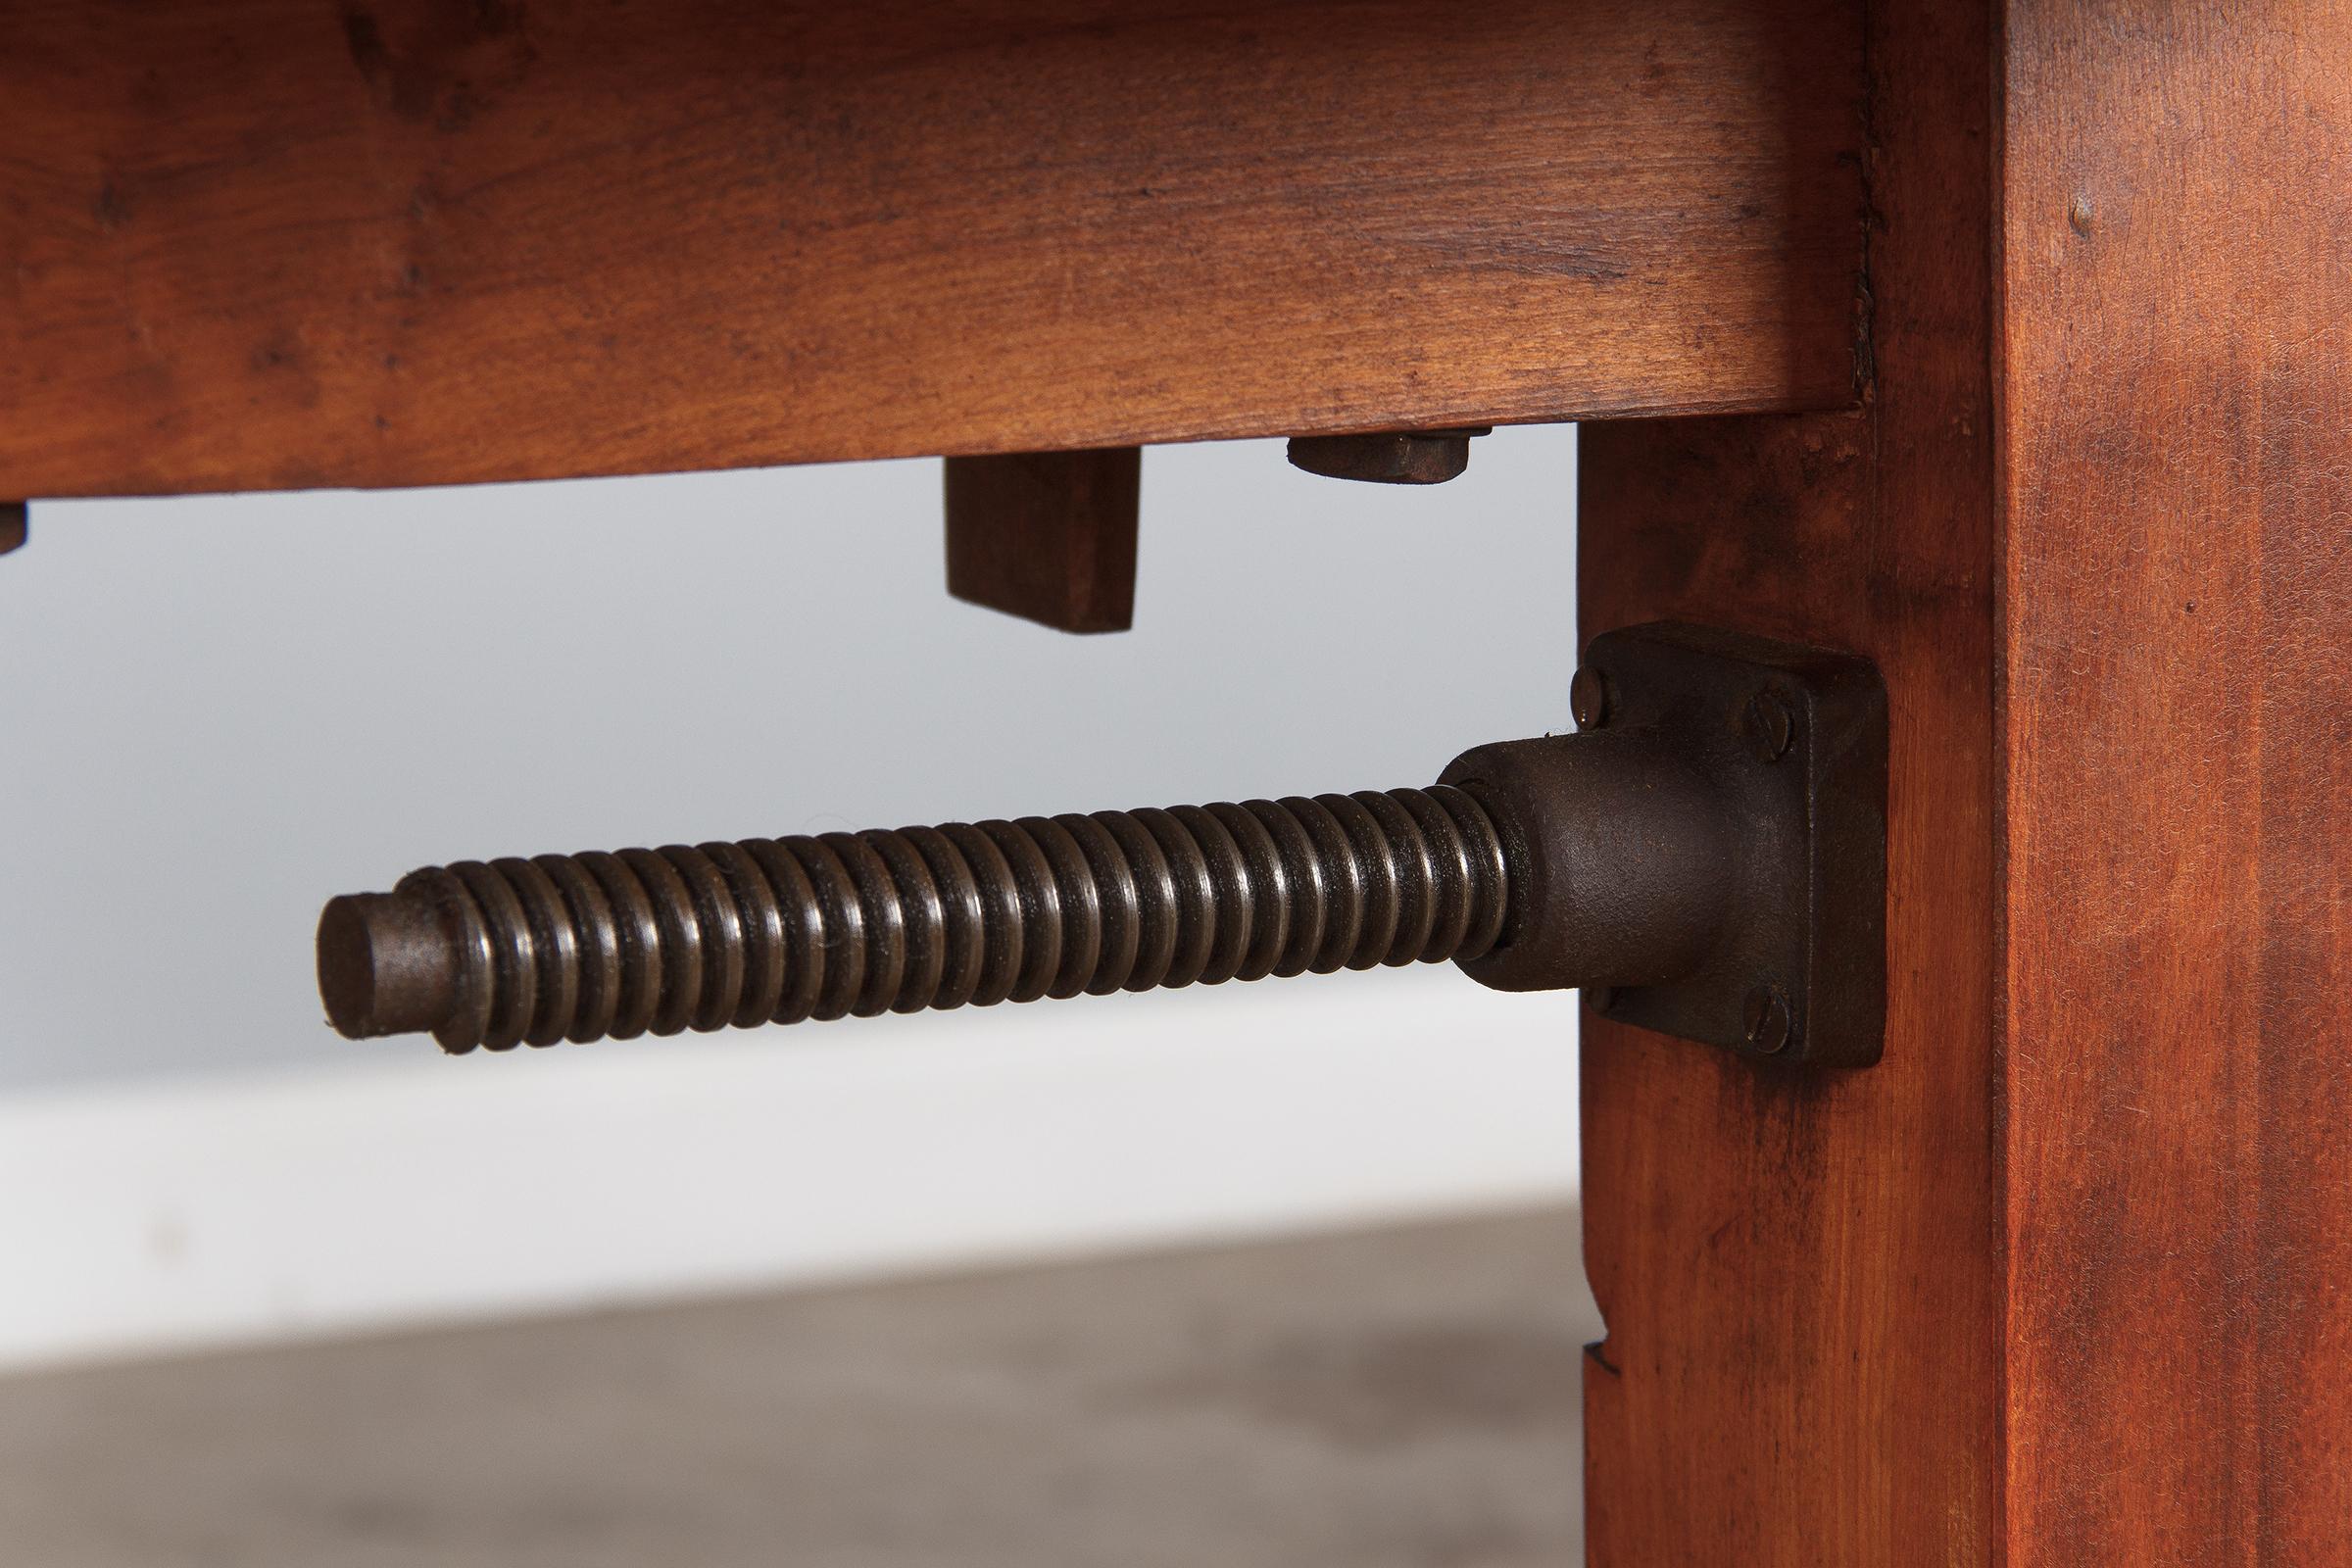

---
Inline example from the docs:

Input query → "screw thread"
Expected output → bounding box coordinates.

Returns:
[321,787,1509,1053]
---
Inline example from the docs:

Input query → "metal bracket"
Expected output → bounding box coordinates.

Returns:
[1571,622,1887,1068]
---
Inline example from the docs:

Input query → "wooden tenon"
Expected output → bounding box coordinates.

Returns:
[945,449,1141,633]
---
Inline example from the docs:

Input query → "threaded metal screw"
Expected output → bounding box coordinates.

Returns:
[320,787,1509,1054]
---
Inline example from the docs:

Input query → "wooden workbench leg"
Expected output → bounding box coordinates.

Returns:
[1576,2,2352,1562]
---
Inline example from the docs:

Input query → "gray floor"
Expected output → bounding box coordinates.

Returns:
[0,1209,1593,1567]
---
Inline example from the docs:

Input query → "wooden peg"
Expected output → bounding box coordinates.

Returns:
[944,448,1141,633]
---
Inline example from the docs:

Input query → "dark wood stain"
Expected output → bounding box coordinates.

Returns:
[1578,0,1998,1560]
[945,447,1141,634]
[13,2,2337,1558]
[1580,2,2352,1562]
[0,0,1862,499]
[1999,5,2352,1560]
[338,1,536,124]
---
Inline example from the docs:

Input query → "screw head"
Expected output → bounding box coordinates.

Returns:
[1741,688,1795,761]
[1742,986,1793,1054]
[1570,667,1611,729]
[1586,985,1616,1014]
[1286,427,1490,485]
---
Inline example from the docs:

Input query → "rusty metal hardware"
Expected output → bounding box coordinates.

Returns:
[318,623,1886,1067]
[1530,623,1888,1066]
[1286,427,1491,484]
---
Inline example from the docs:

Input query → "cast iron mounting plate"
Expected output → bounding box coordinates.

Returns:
[1580,622,1887,1068]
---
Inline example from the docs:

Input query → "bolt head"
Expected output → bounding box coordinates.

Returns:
[1586,985,1615,1014]
[1286,427,1488,485]
[1741,688,1796,761]
[1741,986,1793,1054]
[1570,667,1611,729]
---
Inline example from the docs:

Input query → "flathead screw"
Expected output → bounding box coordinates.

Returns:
[1570,667,1611,729]
[1742,986,1793,1054]
[1742,688,1795,761]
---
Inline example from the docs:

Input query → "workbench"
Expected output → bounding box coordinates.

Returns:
[7,3,2347,1561]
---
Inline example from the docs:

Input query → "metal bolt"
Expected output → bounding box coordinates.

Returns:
[1286,427,1492,485]
[1570,667,1611,730]
[1586,985,1616,1014]
[1742,986,1793,1054]
[1742,688,1795,761]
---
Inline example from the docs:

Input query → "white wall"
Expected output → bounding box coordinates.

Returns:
[0,429,1580,1366]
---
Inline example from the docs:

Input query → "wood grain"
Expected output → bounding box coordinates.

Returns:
[945,448,1140,633]
[0,0,1863,499]
[1580,0,1999,1560]
[1579,2,2352,1563]
[1998,6,2352,1560]
[1590,3,1994,1560]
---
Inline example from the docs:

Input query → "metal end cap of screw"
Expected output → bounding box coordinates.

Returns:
[318,892,458,1040]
